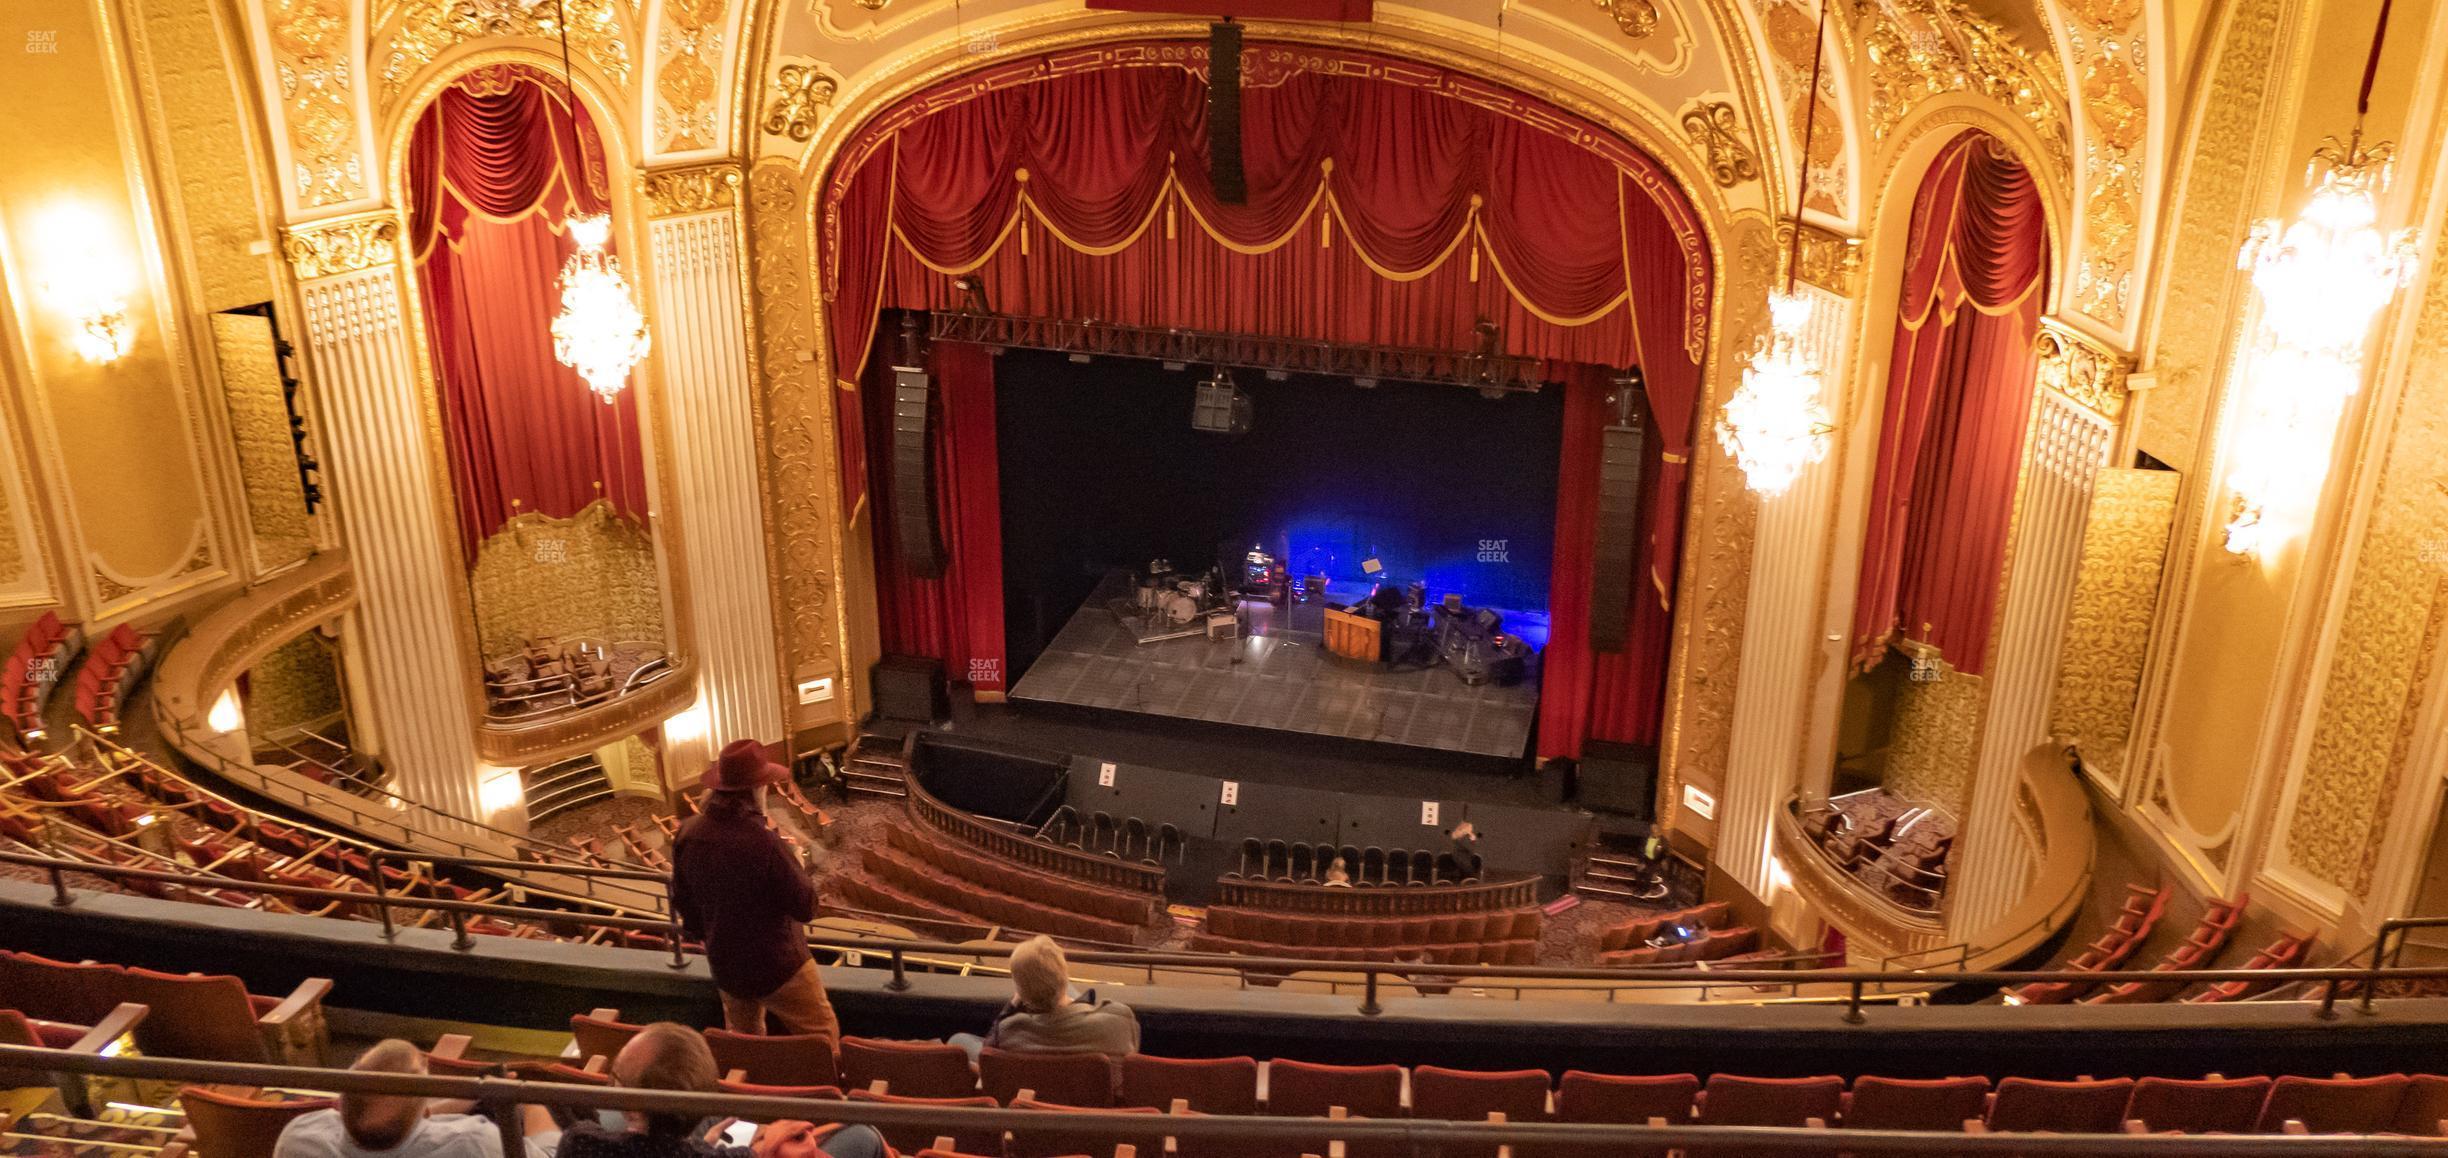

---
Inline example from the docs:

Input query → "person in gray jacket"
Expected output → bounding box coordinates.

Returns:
[953,935,1139,1058]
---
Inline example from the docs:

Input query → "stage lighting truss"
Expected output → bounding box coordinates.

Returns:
[926,311,1548,394]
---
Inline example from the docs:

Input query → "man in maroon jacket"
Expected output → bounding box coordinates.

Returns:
[672,740,839,1039]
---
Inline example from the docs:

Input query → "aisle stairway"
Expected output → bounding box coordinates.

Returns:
[842,722,909,800]
[522,756,612,824]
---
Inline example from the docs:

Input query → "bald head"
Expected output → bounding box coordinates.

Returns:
[340,1039,428,1150]
[612,1023,718,1137]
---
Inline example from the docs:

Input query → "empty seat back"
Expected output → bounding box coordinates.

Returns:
[1693,1075,1844,1158]
[114,968,267,1063]
[1986,1077,2135,1134]
[1412,1066,1550,1158]
[2125,1076,2273,1135]
[846,1088,1000,1155]
[1264,1059,1403,1120]
[177,1086,334,1158]
[704,1028,840,1090]
[1006,1098,1175,1158]
[980,1046,1116,1108]
[1120,1054,1258,1116]
[839,1036,978,1099]
[568,1013,644,1068]
[2256,1074,2410,1134]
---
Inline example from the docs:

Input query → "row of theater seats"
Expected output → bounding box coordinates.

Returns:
[1594,901,1731,952]
[552,1010,2448,1155]
[1,611,80,743]
[853,831,1144,945]
[1186,903,1542,967]
[70,622,152,734]
[0,949,329,1065]
[1597,926,1759,966]
[886,824,1158,928]
[0,746,534,937]
[2082,893,2251,1004]
[2010,886,2281,1005]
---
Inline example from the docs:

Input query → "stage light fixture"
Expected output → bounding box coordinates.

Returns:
[1192,364,1251,434]
[2223,2,2418,557]
[1068,352,1094,364]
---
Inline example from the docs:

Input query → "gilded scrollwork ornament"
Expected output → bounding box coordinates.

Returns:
[1598,0,1661,38]
[281,214,403,280]
[641,164,743,217]
[1681,100,1760,188]
[763,63,840,142]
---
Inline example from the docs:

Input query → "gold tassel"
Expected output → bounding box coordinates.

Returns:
[1321,209,1333,249]
[1166,192,1177,241]
[1020,218,1030,257]
[1469,242,1480,282]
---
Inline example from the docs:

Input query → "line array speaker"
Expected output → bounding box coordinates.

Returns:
[889,365,946,579]
[1587,417,1647,652]
[1577,739,1657,821]
[1209,22,1246,205]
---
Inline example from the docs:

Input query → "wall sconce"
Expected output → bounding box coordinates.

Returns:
[39,206,136,364]
[478,765,526,819]
[663,702,710,745]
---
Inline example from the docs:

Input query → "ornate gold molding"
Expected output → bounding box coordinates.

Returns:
[1600,0,1662,39]
[641,163,744,217]
[763,61,839,143]
[1856,0,2070,173]
[1681,99,1760,188]
[378,0,631,107]
[2049,468,2179,783]
[266,0,365,208]
[1775,220,1861,296]
[747,162,842,676]
[281,213,403,280]
[654,0,731,153]
[2034,319,2133,421]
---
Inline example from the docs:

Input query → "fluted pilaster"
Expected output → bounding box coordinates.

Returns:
[293,254,490,837]
[1949,389,2115,935]
[646,177,784,766]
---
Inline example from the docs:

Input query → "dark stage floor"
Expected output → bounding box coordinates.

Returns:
[1009,575,1542,760]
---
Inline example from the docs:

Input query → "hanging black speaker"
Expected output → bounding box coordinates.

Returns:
[1588,391,1647,652]
[1209,21,1246,205]
[888,364,946,579]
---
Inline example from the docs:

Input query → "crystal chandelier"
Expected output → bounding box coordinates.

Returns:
[1717,0,1835,497]
[1718,291,1833,496]
[2223,135,2417,552]
[552,214,650,404]
[544,0,647,405]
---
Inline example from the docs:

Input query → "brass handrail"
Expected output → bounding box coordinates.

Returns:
[1,1043,2445,1155]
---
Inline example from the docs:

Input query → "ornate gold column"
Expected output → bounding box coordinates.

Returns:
[1948,326,2124,936]
[281,213,493,838]
[1717,227,1859,896]
[640,164,785,769]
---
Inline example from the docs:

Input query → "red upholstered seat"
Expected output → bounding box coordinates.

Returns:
[1411,1066,1550,1158]
[2388,1074,2448,1136]
[1121,1054,1259,1116]
[0,950,121,1024]
[1985,1077,2135,1134]
[2124,1076,2273,1135]
[114,968,270,1063]
[568,1012,644,1067]
[1551,1071,1697,1158]
[839,1036,978,1099]
[1006,1097,1177,1158]
[1264,1059,1405,1158]
[1692,1075,1844,1158]
[1841,1075,1991,1156]
[717,1078,843,1100]
[979,1046,1116,1108]
[2256,1074,2411,1134]
[846,1088,1000,1155]
[177,1086,335,1158]
[705,1028,840,1090]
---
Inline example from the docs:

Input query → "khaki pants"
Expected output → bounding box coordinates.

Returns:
[719,960,840,1039]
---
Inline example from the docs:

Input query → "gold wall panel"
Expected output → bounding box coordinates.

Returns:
[378,0,631,109]
[1758,0,1849,220]
[654,0,731,153]
[2132,0,2291,472]
[128,0,277,313]
[263,0,364,208]
[1883,660,1987,815]
[746,161,840,680]
[2286,236,2448,896]
[208,313,316,571]
[465,501,666,662]
[2049,468,2179,780]
[243,631,345,736]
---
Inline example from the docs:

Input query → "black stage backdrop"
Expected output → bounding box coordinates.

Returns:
[994,348,1565,672]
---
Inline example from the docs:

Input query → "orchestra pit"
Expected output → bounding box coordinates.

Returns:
[9,0,2448,1151]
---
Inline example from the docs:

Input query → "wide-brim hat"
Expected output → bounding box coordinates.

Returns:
[703,738,789,792]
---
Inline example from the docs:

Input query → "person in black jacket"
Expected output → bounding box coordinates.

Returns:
[671,740,837,1039]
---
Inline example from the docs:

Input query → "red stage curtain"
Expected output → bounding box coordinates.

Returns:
[407,66,649,561]
[1537,366,1673,757]
[870,342,1008,691]
[826,43,1712,750]
[1850,133,2048,675]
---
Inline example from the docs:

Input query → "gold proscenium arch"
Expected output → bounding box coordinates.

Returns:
[372,43,705,767]
[755,12,1781,830]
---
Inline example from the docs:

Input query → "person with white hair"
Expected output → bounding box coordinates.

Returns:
[274,1039,553,1157]
[952,935,1139,1059]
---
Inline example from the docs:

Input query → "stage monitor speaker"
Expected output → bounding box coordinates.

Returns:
[1587,418,1647,651]
[1577,739,1657,820]
[888,365,946,579]
[871,654,950,724]
[1208,22,1246,204]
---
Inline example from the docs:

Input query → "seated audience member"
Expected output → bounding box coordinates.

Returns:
[549,1023,882,1158]
[1324,858,1353,887]
[953,936,1140,1058]
[275,1039,553,1158]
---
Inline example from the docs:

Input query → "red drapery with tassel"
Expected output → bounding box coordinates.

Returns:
[1849,132,2049,676]
[407,65,650,562]
[821,44,1709,752]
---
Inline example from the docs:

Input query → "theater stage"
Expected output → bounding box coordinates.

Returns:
[1007,574,1543,761]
